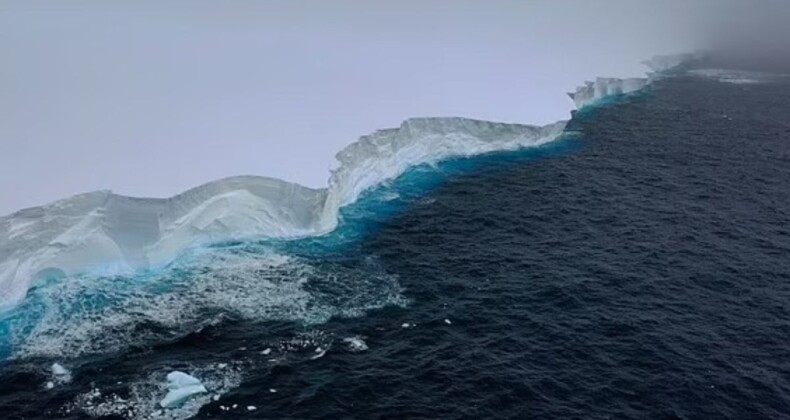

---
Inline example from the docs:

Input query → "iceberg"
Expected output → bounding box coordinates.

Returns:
[0,54,695,311]
[567,53,704,110]
[0,118,564,311]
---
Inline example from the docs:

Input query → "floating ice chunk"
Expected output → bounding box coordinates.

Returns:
[343,336,369,352]
[50,362,72,384]
[311,347,328,360]
[247,406,257,411]
[159,371,208,408]
[165,371,202,388]
[269,388,277,393]
[444,319,452,325]
[46,381,54,389]
[160,385,207,408]
[52,363,68,376]
[260,348,272,355]
[401,323,411,328]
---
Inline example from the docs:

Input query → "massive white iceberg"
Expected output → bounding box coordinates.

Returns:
[0,118,564,310]
[0,54,695,311]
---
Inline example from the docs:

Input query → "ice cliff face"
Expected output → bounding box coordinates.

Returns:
[568,53,703,110]
[0,53,694,311]
[568,78,648,110]
[0,176,327,310]
[0,117,565,310]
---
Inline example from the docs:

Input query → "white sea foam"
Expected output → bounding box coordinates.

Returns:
[66,362,243,420]
[8,246,403,360]
[0,53,696,311]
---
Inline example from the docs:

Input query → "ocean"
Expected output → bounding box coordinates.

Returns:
[1,71,790,419]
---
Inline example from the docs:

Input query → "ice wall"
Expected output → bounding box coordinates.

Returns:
[567,53,703,110]
[0,54,695,311]
[0,118,565,310]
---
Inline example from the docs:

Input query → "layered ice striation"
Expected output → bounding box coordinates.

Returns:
[0,54,695,311]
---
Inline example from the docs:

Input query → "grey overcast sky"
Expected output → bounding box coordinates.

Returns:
[0,0,776,215]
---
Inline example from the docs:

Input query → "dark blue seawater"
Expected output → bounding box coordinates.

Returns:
[2,73,790,419]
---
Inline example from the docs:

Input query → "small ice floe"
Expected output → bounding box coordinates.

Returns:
[52,363,68,376]
[343,336,369,352]
[260,348,272,355]
[159,371,208,408]
[247,405,257,411]
[444,319,452,325]
[401,323,411,328]
[46,381,54,390]
[269,388,277,393]
[50,362,72,385]
[311,347,328,360]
